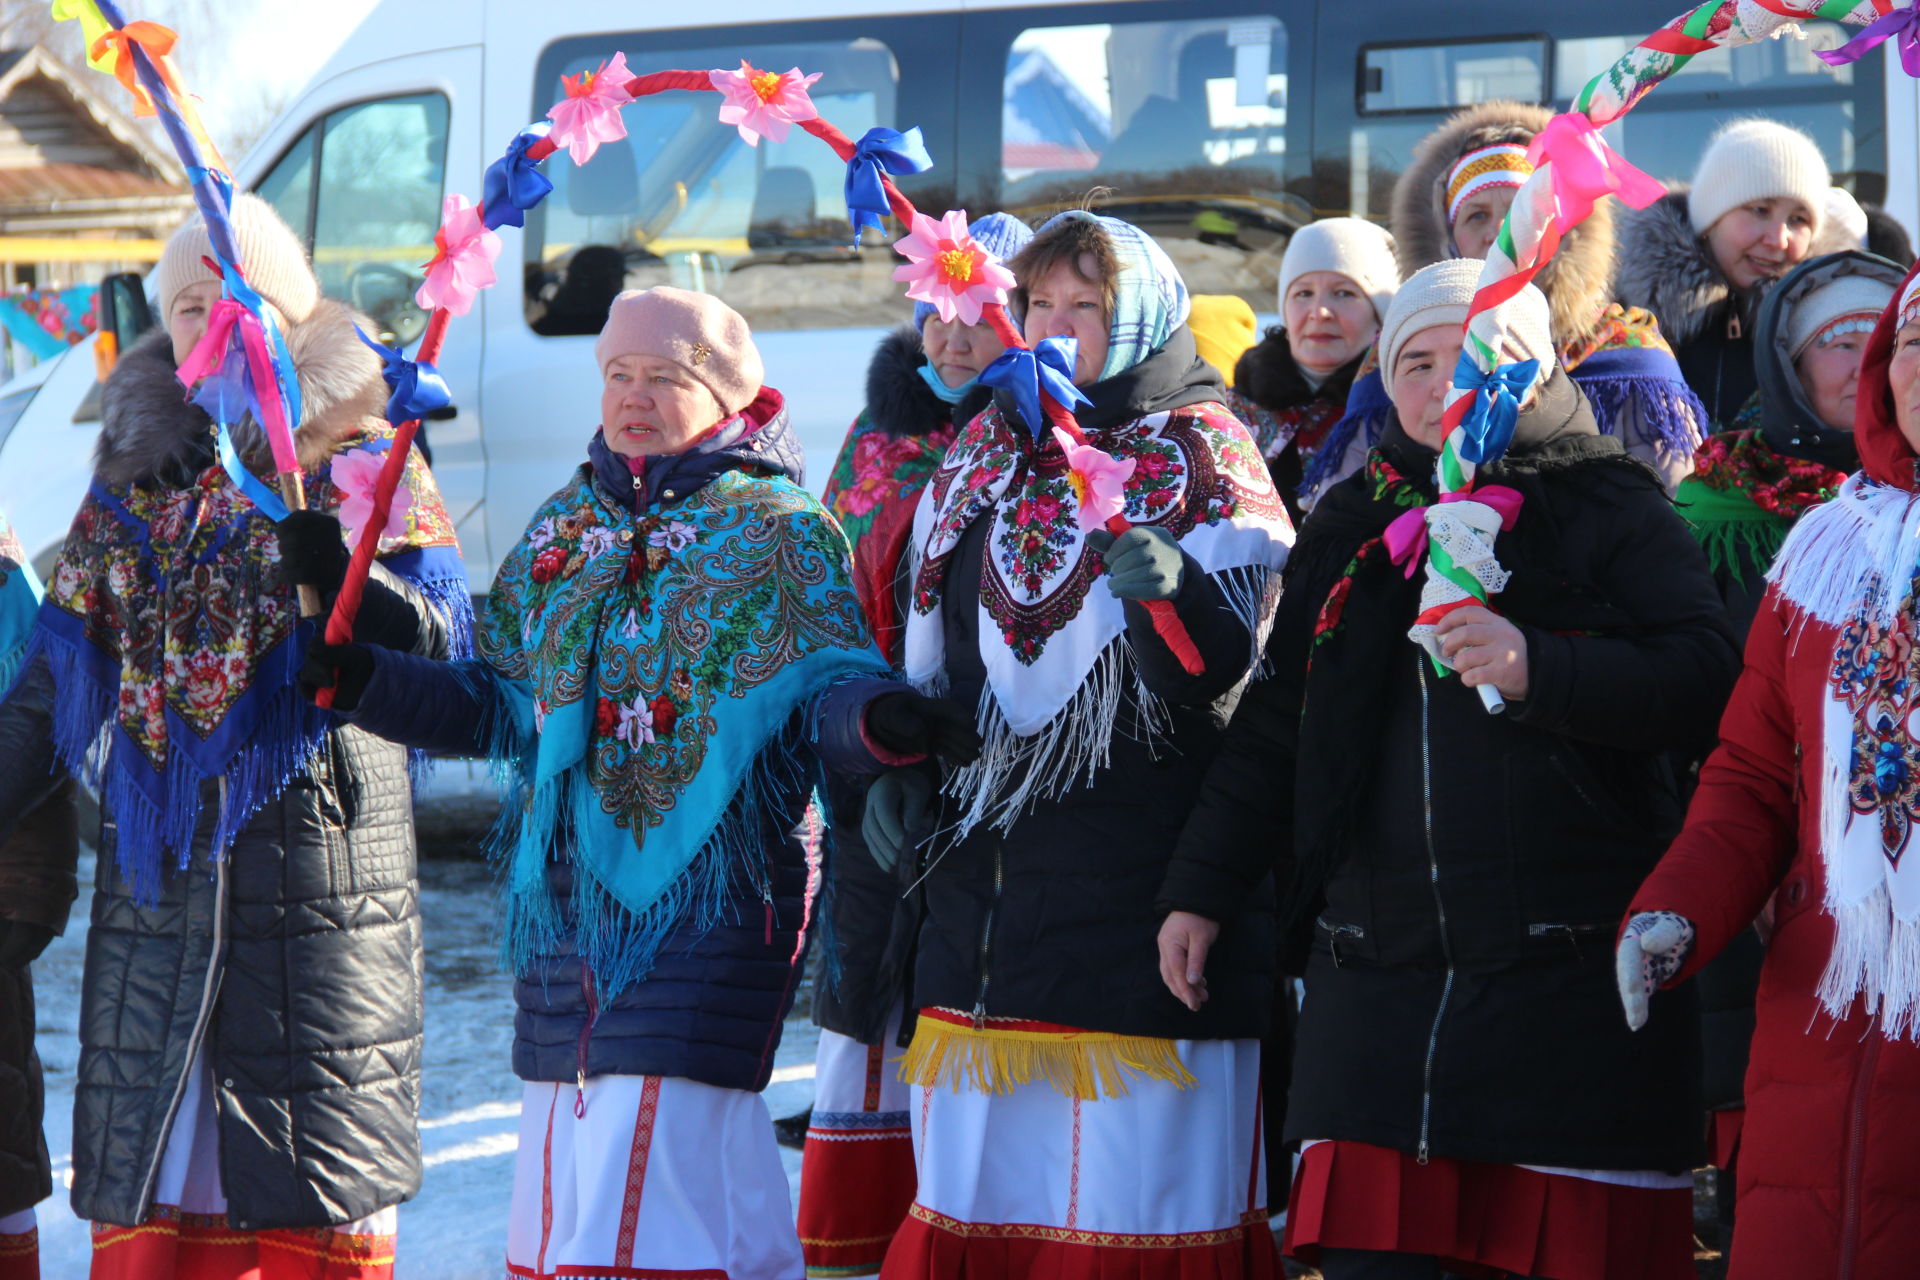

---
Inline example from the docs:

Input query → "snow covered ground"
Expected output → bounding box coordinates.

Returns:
[27,766,819,1278]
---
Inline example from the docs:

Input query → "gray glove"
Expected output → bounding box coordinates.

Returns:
[861,768,935,872]
[1086,526,1185,601]
[1616,911,1696,1030]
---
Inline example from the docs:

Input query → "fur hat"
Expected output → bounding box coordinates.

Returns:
[1688,119,1830,236]
[1277,217,1399,322]
[153,193,320,325]
[1391,100,1614,346]
[595,286,764,415]
[1379,258,1553,398]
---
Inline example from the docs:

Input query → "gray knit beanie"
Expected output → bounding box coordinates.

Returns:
[1379,258,1554,397]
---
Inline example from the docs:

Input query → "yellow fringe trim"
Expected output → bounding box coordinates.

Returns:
[900,1015,1196,1100]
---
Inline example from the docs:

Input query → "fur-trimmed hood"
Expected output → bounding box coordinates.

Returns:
[864,325,991,438]
[96,296,387,488]
[1615,185,1863,350]
[1391,100,1615,344]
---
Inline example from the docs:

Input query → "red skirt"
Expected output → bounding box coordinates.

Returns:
[1284,1140,1695,1280]
[0,1215,35,1280]
[89,1208,395,1280]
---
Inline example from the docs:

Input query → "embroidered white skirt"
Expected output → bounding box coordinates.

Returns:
[881,1037,1277,1278]
[798,1010,917,1277]
[506,1075,803,1280]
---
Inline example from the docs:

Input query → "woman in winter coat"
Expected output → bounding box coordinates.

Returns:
[1616,118,1845,431]
[1229,218,1398,526]
[1163,259,1740,1280]
[0,511,78,1280]
[303,285,972,1278]
[0,194,468,1280]
[857,210,1294,1276]
[802,210,1030,1279]
[1671,250,1902,1228]
[1619,265,1920,1280]
[1307,100,1707,508]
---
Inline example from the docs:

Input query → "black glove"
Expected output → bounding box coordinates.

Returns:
[861,768,936,872]
[299,637,375,712]
[1085,526,1185,601]
[864,691,982,767]
[0,921,57,970]
[276,510,352,595]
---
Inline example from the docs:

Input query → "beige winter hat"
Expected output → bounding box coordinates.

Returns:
[1688,119,1830,236]
[1379,258,1554,397]
[595,287,764,415]
[152,193,320,325]
[1278,217,1400,322]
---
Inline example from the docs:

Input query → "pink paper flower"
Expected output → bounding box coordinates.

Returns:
[546,52,635,165]
[709,60,821,146]
[891,210,1016,326]
[1052,427,1136,533]
[330,446,413,544]
[416,194,501,317]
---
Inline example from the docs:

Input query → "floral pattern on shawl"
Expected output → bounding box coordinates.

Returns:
[910,401,1283,665]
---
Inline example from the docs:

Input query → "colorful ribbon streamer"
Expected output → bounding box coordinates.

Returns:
[1817,2,1920,74]
[844,126,933,242]
[979,337,1091,440]
[1451,357,1539,467]
[1384,485,1525,578]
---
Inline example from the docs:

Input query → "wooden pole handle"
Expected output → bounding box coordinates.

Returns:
[275,471,324,618]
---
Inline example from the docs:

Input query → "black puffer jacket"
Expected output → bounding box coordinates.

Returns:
[910,329,1282,1042]
[0,309,453,1231]
[1169,371,1740,1171]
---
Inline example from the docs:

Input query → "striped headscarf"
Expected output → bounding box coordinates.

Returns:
[1033,210,1191,381]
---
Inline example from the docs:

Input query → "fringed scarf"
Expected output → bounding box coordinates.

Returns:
[821,410,957,664]
[1766,474,1920,1037]
[23,429,466,901]
[478,466,888,1000]
[904,400,1290,838]
[0,511,39,691]
[1678,428,1849,583]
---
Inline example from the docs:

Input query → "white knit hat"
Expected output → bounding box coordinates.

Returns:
[1688,119,1831,236]
[1379,258,1554,397]
[1825,187,1869,251]
[153,193,321,326]
[1278,217,1400,323]
[1787,272,1894,359]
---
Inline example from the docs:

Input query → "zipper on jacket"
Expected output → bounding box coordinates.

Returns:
[135,827,230,1218]
[970,838,1004,1030]
[1837,1032,1881,1279]
[1416,659,1457,1166]
[574,963,599,1118]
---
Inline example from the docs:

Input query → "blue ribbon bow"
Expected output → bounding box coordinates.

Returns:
[482,124,556,231]
[844,126,933,243]
[1817,3,1920,76]
[979,336,1092,439]
[356,327,453,427]
[1451,355,1541,466]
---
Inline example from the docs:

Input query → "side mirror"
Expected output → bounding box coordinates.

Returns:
[93,271,155,380]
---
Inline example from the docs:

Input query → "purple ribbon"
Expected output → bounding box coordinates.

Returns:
[1816,3,1920,76]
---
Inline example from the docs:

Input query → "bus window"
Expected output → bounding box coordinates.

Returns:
[253,93,450,346]
[992,11,1303,311]
[1359,38,1547,115]
[525,36,913,333]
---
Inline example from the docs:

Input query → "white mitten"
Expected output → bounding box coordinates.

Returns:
[1616,911,1696,1031]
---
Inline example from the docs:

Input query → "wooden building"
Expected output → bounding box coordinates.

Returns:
[0,44,190,289]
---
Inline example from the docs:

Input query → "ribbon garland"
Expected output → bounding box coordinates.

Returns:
[844,126,934,243]
[1816,1,1920,73]
[1417,0,1908,714]
[1384,485,1525,579]
[978,336,1091,439]
[356,329,453,428]
[481,125,555,231]
[1452,357,1539,467]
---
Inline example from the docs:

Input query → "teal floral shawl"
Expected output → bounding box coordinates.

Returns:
[479,464,888,997]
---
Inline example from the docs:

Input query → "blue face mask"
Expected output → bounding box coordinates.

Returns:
[918,361,979,405]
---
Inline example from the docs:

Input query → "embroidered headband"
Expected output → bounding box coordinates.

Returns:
[1446,143,1534,226]
[1803,312,1880,354]
[1901,276,1920,332]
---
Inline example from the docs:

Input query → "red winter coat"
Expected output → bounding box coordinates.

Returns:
[1630,261,1920,1280]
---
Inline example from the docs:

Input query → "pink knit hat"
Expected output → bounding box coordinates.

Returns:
[594,286,764,415]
